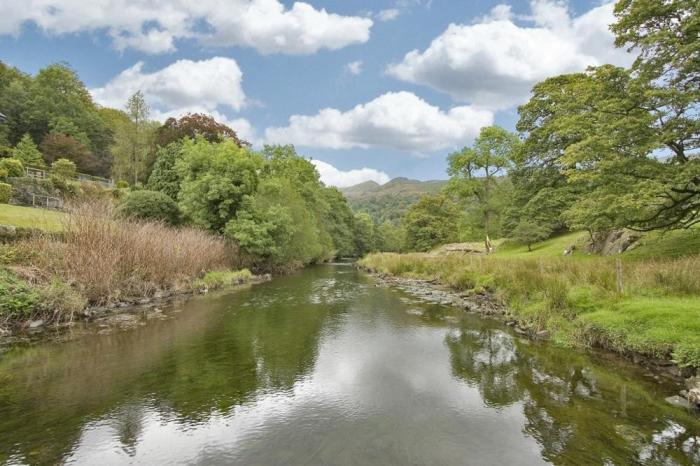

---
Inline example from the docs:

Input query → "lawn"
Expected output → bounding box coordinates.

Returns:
[0,204,66,231]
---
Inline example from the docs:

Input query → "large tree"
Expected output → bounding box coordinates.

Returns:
[156,113,247,147]
[447,126,520,250]
[403,194,460,252]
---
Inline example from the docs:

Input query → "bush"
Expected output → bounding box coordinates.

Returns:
[194,269,254,291]
[116,180,129,189]
[15,201,236,304]
[0,268,40,318]
[119,190,180,225]
[51,158,77,179]
[38,278,87,321]
[0,168,8,180]
[0,158,24,178]
[0,183,11,203]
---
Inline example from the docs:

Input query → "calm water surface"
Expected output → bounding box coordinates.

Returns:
[0,265,698,465]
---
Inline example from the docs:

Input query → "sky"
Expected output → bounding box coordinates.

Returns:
[0,0,633,187]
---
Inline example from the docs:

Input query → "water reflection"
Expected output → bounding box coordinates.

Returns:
[0,265,697,465]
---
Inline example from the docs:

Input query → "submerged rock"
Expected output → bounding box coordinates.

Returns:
[28,320,44,329]
[665,395,692,409]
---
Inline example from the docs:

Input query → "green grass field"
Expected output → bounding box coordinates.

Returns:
[0,204,66,231]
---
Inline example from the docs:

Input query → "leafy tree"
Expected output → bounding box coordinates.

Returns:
[0,158,24,178]
[147,142,183,200]
[50,158,77,180]
[353,212,379,256]
[111,91,156,185]
[403,194,460,252]
[447,126,519,249]
[226,178,323,267]
[118,190,181,225]
[321,187,358,257]
[512,220,552,252]
[13,133,44,168]
[378,221,405,252]
[176,138,262,232]
[40,133,93,172]
[156,113,246,147]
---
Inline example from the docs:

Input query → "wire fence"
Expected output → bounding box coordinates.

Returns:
[25,166,114,188]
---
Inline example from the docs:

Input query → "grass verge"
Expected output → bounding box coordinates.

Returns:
[359,250,700,370]
[0,204,66,231]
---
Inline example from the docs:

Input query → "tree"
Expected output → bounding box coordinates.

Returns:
[111,91,154,185]
[353,212,379,256]
[118,190,181,225]
[156,113,247,147]
[403,194,460,252]
[147,142,183,200]
[13,133,44,168]
[50,158,77,180]
[40,133,93,172]
[447,126,520,250]
[176,138,262,232]
[512,221,552,252]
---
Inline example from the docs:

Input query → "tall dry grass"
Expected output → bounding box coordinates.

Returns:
[18,200,237,304]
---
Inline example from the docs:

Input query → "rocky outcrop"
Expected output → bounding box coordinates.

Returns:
[585,230,641,255]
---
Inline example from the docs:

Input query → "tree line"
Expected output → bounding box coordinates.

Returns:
[393,0,698,252]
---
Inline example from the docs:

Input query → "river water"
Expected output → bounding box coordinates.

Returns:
[0,264,698,465]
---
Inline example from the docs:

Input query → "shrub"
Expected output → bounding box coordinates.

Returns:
[0,168,8,180]
[119,190,180,225]
[194,269,254,290]
[16,201,236,304]
[116,180,129,189]
[38,278,87,321]
[0,183,11,203]
[0,268,40,318]
[0,158,24,178]
[51,158,77,179]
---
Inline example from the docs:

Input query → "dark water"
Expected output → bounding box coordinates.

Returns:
[0,265,698,465]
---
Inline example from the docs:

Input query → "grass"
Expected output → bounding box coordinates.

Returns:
[359,237,700,369]
[493,231,588,258]
[194,269,254,291]
[0,204,66,231]
[1,200,243,325]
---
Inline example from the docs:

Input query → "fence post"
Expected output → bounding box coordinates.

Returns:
[615,258,624,294]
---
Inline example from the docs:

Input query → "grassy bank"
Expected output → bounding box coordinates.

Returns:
[359,245,700,370]
[0,201,254,327]
[0,204,66,231]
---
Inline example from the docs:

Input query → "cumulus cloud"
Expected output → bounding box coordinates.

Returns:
[345,61,363,75]
[0,0,373,55]
[91,57,258,145]
[91,57,246,112]
[387,0,633,109]
[311,160,390,188]
[265,91,493,153]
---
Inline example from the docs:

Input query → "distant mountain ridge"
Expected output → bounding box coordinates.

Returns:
[340,177,448,224]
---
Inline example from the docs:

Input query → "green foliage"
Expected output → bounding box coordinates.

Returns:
[12,133,44,168]
[226,177,324,267]
[50,158,77,179]
[156,113,245,147]
[352,212,380,256]
[115,180,129,189]
[447,126,520,240]
[38,278,87,318]
[512,220,552,251]
[110,91,158,184]
[0,183,11,203]
[403,194,460,252]
[0,268,40,318]
[194,269,254,290]
[0,158,24,178]
[119,190,181,225]
[147,142,182,200]
[176,138,261,232]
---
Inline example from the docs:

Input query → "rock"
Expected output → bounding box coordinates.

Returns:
[585,229,641,255]
[28,319,44,329]
[684,377,700,406]
[563,245,576,256]
[406,309,423,316]
[665,395,692,409]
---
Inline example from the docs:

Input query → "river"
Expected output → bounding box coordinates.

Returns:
[0,264,698,465]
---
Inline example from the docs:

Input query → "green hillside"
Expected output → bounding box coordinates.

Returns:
[341,177,447,224]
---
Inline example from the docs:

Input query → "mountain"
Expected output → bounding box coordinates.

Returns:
[340,177,448,224]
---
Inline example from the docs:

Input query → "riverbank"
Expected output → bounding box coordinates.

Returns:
[358,252,700,408]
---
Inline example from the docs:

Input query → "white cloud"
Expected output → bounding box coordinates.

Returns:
[345,60,363,75]
[387,0,633,110]
[311,160,390,188]
[91,57,246,113]
[265,91,493,153]
[91,57,259,145]
[376,9,400,22]
[0,0,373,55]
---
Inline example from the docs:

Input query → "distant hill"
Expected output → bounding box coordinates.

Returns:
[340,177,448,224]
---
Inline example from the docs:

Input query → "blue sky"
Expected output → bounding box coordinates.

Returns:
[0,0,631,186]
